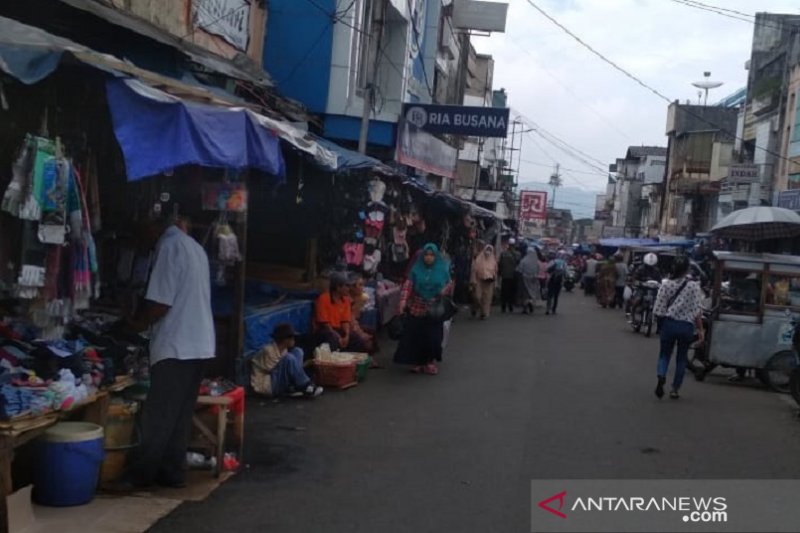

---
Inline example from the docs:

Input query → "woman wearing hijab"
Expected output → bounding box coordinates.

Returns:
[470,244,498,320]
[394,243,453,375]
[517,247,541,315]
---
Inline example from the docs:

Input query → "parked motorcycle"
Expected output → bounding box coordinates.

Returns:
[629,279,661,337]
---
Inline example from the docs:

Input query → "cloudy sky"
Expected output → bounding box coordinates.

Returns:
[473,0,800,196]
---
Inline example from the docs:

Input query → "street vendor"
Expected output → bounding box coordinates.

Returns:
[251,323,323,398]
[347,273,377,354]
[121,215,215,490]
[314,272,360,351]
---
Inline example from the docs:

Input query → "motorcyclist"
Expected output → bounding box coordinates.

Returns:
[634,253,662,282]
[629,253,661,320]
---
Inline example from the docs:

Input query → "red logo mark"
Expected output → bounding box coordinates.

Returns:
[538,491,568,519]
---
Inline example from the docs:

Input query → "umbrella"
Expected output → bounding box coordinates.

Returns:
[711,206,800,241]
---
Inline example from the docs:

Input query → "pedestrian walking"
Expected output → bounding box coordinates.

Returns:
[471,244,498,320]
[545,252,567,315]
[499,238,520,313]
[613,253,629,310]
[517,247,541,314]
[583,254,599,296]
[394,243,453,375]
[652,256,704,399]
[596,255,617,308]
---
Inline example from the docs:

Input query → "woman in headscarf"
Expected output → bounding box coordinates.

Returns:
[517,247,542,314]
[394,243,453,375]
[596,254,618,308]
[470,244,498,320]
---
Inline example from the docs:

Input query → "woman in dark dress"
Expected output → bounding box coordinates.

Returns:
[393,243,453,375]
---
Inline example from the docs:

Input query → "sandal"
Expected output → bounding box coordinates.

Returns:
[669,390,680,399]
[423,363,439,375]
[411,366,423,374]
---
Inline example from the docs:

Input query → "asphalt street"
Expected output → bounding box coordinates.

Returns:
[151,291,800,533]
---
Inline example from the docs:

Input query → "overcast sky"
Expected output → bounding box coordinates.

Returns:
[473,0,800,193]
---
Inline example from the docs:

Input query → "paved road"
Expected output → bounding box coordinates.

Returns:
[151,291,800,532]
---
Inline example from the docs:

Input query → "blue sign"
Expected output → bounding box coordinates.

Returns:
[778,189,800,211]
[402,103,510,138]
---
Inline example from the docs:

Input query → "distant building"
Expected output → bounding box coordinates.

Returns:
[607,146,667,238]
[660,103,738,236]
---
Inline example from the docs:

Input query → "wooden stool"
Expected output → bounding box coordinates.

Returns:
[193,394,244,478]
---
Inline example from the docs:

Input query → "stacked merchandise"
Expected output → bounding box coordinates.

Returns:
[0,307,144,420]
[1,134,100,339]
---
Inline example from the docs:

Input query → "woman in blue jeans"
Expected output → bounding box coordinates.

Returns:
[652,257,704,399]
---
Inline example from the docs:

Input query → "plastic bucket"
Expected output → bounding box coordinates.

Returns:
[33,422,105,506]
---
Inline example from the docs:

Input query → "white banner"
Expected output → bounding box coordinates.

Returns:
[192,0,251,52]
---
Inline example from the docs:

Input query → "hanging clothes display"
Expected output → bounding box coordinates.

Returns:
[1,134,100,334]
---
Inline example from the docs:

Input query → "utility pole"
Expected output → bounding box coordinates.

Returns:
[549,163,562,207]
[471,139,484,201]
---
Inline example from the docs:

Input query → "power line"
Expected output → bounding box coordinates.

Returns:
[667,0,795,31]
[519,159,609,177]
[676,0,755,19]
[523,0,796,168]
[504,38,632,142]
[513,112,609,169]
[278,25,331,85]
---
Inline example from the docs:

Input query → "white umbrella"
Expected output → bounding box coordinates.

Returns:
[711,206,800,241]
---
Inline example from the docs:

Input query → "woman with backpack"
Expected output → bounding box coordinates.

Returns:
[652,256,705,399]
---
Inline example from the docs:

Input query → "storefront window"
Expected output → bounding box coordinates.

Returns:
[721,270,762,314]
[765,274,800,308]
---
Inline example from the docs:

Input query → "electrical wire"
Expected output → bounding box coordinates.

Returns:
[674,0,756,19]
[519,159,610,177]
[522,0,797,168]
[504,38,633,142]
[278,25,332,85]
[667,0,797,31]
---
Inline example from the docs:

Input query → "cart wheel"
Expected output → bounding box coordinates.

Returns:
[758,351,798,394]
[693,367,706,382]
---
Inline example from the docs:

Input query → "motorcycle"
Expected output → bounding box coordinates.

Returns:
[563,267,577,292]
[629,279,661,337]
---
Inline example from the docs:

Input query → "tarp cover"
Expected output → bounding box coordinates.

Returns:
[106,78,285,181]
[313,135,386,173]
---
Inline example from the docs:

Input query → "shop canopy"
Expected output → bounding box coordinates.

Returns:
[312,135,393,174]
[106,78,285,181]
[0,16,337,176]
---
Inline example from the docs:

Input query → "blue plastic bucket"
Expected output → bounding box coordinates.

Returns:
[33,422,105,506]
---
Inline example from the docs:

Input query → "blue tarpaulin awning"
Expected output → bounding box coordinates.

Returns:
[312,135,389,173]
[106,78,285,181]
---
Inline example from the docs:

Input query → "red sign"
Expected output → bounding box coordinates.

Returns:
[519,190,548,222]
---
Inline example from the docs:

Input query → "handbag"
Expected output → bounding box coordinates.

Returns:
[427,296,458,321]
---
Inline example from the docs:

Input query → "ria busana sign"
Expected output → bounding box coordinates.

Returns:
[402,104,510,138]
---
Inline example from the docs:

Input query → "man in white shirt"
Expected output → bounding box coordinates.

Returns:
[125,216,215,488]
[583,254,599,296]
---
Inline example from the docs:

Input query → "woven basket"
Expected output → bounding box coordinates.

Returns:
[314,361,358,389]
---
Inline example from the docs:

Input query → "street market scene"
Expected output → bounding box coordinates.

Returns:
[0,1,800,532]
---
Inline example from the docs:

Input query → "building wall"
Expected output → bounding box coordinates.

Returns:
[778,65,800,191]
[263,0,336,113]
[109,0,267,62]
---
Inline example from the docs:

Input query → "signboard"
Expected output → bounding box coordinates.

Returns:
[192,0,251,52]
[402,103,509,138]
[778,189,800,211]
[727,164,760,183]
[452,0,509,33]
[395,120,457,179]
[519,190,548,223]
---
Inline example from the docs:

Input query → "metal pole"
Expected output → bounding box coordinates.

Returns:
[472,139,484,200]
